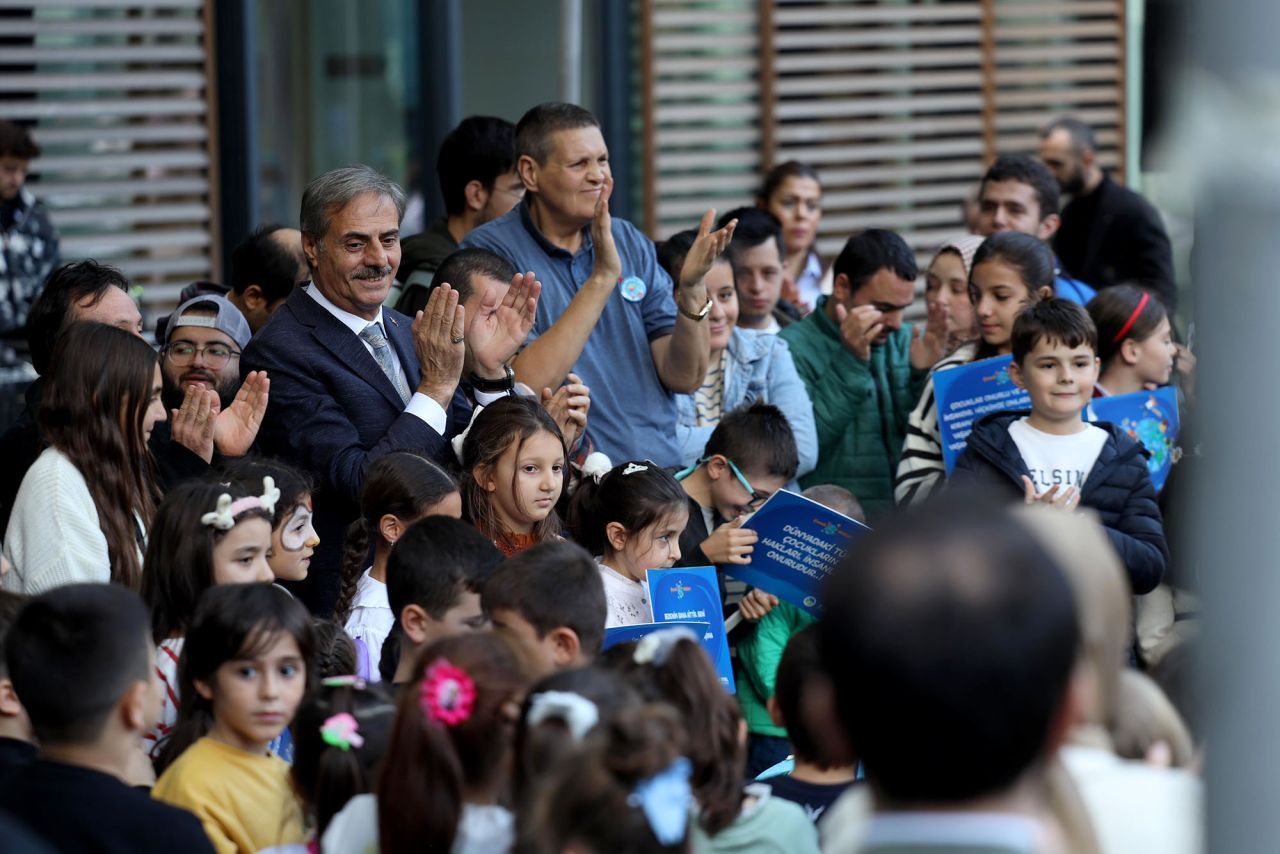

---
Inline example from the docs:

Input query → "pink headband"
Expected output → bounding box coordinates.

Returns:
[1113,292,1150,343]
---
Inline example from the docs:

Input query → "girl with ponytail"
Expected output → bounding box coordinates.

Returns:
[320,632,530,854]
[332,451,460,682]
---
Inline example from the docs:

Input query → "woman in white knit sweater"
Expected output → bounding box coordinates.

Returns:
[3,322,167,593]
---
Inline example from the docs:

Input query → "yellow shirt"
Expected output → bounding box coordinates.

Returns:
[152,736,305,854]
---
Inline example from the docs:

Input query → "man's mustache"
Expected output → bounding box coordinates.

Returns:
[354,266,393,280]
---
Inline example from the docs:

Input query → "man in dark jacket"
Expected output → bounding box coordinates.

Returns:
[1039,117,1177,311]
[394,116,524,314]
[950,299,1167,594]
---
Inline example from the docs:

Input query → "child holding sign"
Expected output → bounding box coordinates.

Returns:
[736,485,865,778]
[673,402,795,622]
[951,299,1168,594]
[896,232,1056,506]
[568,461,689,627]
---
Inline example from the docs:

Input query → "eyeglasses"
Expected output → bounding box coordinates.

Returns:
[726,459,771,510]
[162,341,241,369]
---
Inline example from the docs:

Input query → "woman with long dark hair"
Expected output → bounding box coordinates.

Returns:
[3,321,165,592]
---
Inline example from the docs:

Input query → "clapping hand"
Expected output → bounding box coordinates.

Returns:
[470,271,541,378]
[589,177,622,286]
[1022,477,1081,512]
[214,370,269,456]
[541,373,591,451]
[413,283,466,407]
[171,385,219,463]
[910,297,952,370]
[678,208,737,290]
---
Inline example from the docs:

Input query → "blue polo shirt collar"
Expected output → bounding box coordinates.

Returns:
[517,198,593,260]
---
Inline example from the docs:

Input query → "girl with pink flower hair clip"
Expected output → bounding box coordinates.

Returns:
[290,675,396,845]
[319,633,530,854]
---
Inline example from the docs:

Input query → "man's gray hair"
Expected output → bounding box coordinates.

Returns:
[299,165,406,246]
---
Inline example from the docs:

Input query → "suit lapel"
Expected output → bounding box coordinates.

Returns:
[288,288,408,410]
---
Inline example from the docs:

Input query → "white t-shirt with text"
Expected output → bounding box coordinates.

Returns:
[1008,418,1108,492]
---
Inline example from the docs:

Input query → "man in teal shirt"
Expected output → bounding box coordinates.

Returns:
[780,229,947,517]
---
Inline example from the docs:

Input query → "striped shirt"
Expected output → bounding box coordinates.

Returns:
[894,342,978,507]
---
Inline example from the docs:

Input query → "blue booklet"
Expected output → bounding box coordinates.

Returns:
[733,490,871,617]
[932,355,1031,473]
[603,621,711,650]
[646,565,736,692]
[1087,387,1181,493]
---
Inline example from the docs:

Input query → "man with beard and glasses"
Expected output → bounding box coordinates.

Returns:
[1038,117,1177,311]
[155,293,268,464]
[242,165,476,615]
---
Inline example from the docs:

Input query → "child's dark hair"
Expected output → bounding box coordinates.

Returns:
[311,618,357,679]
[1011,298,1099,366]
[704,401,799,481]
[482,540,607,659]
[568,460,688,558]
[970,231,1057,298]
[385,516,505,625]
[513,666,640,803]
[1086,283,1169,366]
[615,634,745,836]
[970,231,1057,359]
[0,590,26,679]
[774,624,841,767]
[520,703,690,854]
[801,484,866,524]
[291,678,396,839]
[156,584,316,774]
[333,452,458,624]
[6,584,150,746]
[220,456,314,529]
[461,395,566,552]
[142,479,275,644]
[719,206,785,264]
[377,632,529,854]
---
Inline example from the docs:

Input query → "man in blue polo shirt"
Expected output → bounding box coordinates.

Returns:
[462,102,733,467]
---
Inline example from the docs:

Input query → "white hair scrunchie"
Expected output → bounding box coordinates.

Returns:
[525,690,600,741]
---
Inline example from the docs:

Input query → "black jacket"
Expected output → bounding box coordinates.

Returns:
[1054,173,1177,311]
[951,411,1168,594]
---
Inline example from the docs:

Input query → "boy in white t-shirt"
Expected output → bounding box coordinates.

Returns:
[952,298,1168,595]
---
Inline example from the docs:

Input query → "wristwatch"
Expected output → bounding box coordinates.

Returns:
[469,363,516,394]
[678,296,714,321]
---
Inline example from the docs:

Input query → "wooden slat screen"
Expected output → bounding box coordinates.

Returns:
[640,0,1127,267]
[0,0,217,314]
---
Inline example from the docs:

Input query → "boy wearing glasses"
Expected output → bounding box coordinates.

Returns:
[674,401,797,621]
[157,294,268,461]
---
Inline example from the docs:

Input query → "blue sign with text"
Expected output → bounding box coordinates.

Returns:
[733,490,870,616]
[646,565,735,692]
[932,355,1031,473]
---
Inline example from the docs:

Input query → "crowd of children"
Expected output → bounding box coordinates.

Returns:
[0,120,1203,852]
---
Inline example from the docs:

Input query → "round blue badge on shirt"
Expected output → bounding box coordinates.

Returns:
[620,275,647,302]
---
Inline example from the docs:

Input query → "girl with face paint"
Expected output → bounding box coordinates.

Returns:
[222,458,319,583]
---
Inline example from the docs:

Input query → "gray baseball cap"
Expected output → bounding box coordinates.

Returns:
[162,294,251,350]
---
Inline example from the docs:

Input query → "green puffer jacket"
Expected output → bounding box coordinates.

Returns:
[779,297,928,518]
[735,601,814,738]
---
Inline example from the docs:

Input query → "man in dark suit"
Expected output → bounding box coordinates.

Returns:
[242,166,479,614]
[1039,117,1177,311]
